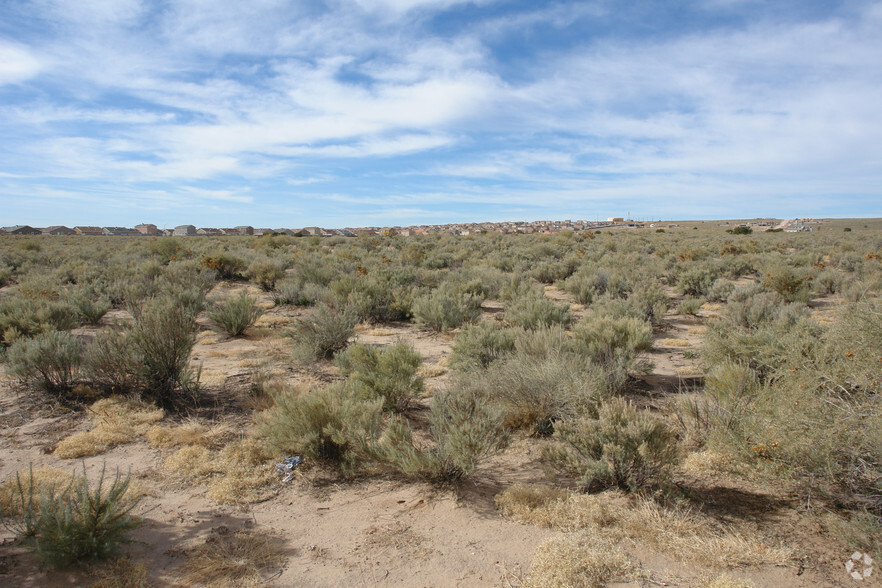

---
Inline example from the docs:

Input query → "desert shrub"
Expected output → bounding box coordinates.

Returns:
[335,342,424,412]
[68,287,111,325]
[287,304,357,361]
[147,237,185,264]
[272,279,324,306]
[6,330,84,393]
[706,278,735,302]
[83,329,141,394]
[678,267,717,297]
[246,259,285,291]
[571,315,653,394]
[727,226,753,235]
[412,286,481,332]
[504,295,572,330]
[378,387,508,481]
[545,397,679,492]
[448,321,517,371]
[814,269,842,294]
[174,526,287,587]
[0,265,12,287]
[200,253,246,281]
[678,297,704,316]
[474,352,604,435]
[330,272,414,323]
[1,464,141,568]
[677,362,761,447]
[208,292,263,337]
[129,295,200,407]
[260,383,384,468]
[627,281,669,326]
[761,264,812,302]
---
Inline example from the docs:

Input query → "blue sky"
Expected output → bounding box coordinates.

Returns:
[1,0,880,228]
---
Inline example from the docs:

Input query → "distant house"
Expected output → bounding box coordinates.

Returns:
[219,228,241,236]
[252,228,273,236]
[1,225,41,235]
[41,226,76,235]
[607,217,624,223]
[173,225,196,236]
[235,225,254,236]
[135,223,162,236]
[300,227,325,236]
[103,227,140,236]
[197,228,224,236]
[74,226,105,236]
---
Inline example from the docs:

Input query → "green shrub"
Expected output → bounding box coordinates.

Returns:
[273,280,324,306]
[200,254,246,281]
[474,352,604,435]
[412,287,482,332]
[678,297,704,316]
[378,387,508,481]
[1,464,141,568]
[68,287,111,325]
[571,315,653,394]
[288,305,357,361]
[814,269,843,295]
[449,321,517,371]
[677,267,717,297]
[260,383,383,468]
[761,264,812,303]
[129,296,200,407]
[246,259,285,291]
[83,328,141,394]
[545,397,679,492]
[208,292,263,337]
[6,330,84,393]
[336,342,424,412]
[504,295,572,330]
[706,278,735,303]
[727,226,753,235]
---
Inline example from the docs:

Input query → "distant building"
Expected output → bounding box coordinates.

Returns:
[74,226,105,236]
[235,225,254,236]
[173,225,196,236]
[135,223,162,236]
[102,227,140,236]
[607,217,624,223]
[1,225,41,235]
[41,226,76,235]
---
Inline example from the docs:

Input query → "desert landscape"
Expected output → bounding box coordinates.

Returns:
[0,221,880,587]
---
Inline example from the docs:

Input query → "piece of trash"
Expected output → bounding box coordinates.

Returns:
[275,456,303,482]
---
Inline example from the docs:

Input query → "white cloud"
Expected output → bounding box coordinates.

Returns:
[0,40,42,84]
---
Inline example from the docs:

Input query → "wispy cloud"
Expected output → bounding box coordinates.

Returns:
[0,0,879,226]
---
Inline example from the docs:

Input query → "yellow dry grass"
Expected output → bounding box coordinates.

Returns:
[497,484,791,570]
[680,450,747,480]
[196,331,223,346]
[54,397,164,459]
[417,358,448,378]
[88,558,150,588]
[677,366,704,376]
[526,531,638,588]
[147,421,232,449]
[174,525,287,588]
[253,314,290,328]
[0,466,73,515]
[659,338,691,347]
[688,326,708,334]
[701,302,723,312]
[198,369,227,386]
[365,327,397,336]
[163,437,277,504]
[569,303,586,312]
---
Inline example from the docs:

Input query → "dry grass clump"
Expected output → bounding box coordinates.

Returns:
[659,338,691,347]
[0,466,73,515]
[55,396,164,459]
[174,525,287,587]
[163,437,277,504]
[88,558,150,588]
[417,358,448,378]
[497,485,790,570]
[526,531,638,588]
[146,420,231,449]
[495,484,616,531]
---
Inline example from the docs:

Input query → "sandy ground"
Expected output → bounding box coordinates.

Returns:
[0,282,866,587]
